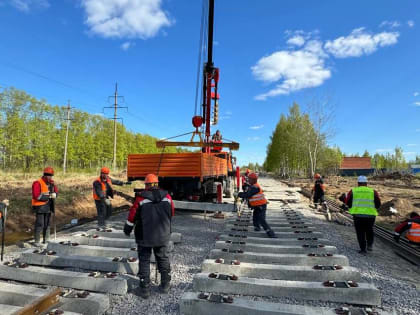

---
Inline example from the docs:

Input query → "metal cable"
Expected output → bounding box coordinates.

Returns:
[194,0,206,116]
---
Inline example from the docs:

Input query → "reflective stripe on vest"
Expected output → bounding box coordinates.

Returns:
[93,178,112,200]
[249,183,267,207]
[349,186,377,216]
[407,222,420,243]
[32,179,49,206]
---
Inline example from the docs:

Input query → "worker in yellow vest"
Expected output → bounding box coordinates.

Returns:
[344,176,381,255]
[93,167,128,228]
[394,212,420,244]
[237,173,276,238]
[31,167,57,246]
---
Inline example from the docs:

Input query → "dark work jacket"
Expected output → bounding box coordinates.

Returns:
[133,189,172,247]
[313,179,325,197]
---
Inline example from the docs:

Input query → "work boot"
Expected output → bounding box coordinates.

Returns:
[367,245,373,252]
[43,229,50,244]
[266,230,277,238]
[254,227,261,232]
[159,273,171,294]
[138,279,150,299]
[34,231,41,247]
[358,249,367,255]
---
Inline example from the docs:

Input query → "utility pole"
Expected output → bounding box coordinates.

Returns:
[63,100,74,174]
[104,83,126,170]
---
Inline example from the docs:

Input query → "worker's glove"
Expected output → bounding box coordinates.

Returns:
[104,199,111,206]
[233,192,238,198]
[123,223,133,236]
[125,181,132,185]
[50,193,57,199]
[1,199,9,207]
[393,233,400,243]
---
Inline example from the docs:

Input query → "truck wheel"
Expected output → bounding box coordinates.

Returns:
[225,177,234,198]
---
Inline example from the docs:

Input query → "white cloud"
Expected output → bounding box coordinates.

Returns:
[376,148,393,153]
[414,92,419,97]
[324,28,399,58]
[219,111,232,120]
[407,144,418,147]
[403,151,417,156]
[80,0,173,39]
[247,136,260,141]
[10,0,49,12]
[120,41,132,50]
[287,35,305,46]
[252,40,331,100]
[249,125,264,130]
[379,20,400,29]
[414,102,420,107]
[407,20,415,28]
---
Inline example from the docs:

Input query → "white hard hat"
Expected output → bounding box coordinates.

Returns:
[358,175,368,183]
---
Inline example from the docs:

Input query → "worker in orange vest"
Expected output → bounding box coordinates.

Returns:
[237,173,277,238]
[93,167,127,228]
[394,211,420,244]
[32,167,58,246]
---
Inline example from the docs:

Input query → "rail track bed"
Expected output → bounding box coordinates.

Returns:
[180,179,395,315]
[1,178,419,314]
[0,217,183,314]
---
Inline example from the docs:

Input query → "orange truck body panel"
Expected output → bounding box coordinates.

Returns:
[127,152,229,181]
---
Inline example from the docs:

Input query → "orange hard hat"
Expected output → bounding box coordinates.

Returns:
[43,167,54,176]
[145,174,159,184]
[314,173,321,179]
[248,172,258,180]
[100,167,110,175]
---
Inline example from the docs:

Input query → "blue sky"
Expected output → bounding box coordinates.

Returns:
[0,0,419,165]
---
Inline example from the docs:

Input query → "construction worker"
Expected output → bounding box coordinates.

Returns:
[311,173,325,210]
[237,173,277,238]
[394,212,420,244]
[211,129,223,152]
[344,176,381,255]
[92,167,126,228]
[123,174,174,299]
[32,167,57,246]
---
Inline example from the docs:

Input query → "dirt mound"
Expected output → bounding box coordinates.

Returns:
[378,198,414,217]
[372,172,416,184]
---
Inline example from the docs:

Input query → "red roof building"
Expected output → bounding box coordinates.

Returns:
[340,157,372,169]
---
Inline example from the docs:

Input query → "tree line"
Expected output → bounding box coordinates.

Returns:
[264,103,342,177]
[264,102,417,178]
[0,87,181,171]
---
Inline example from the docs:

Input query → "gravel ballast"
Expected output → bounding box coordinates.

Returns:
[105,212,225,315]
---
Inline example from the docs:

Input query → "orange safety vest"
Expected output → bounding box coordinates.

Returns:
[407,222,420,243]
[248,183,267,207]
[32,179,49,206]
[93,177,112,200]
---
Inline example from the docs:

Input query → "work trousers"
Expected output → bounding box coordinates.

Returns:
[95,200,112,227]
[353,215,376,251]
[34,213,51,243]
[137,244,170,283]
[252,206,270,231]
